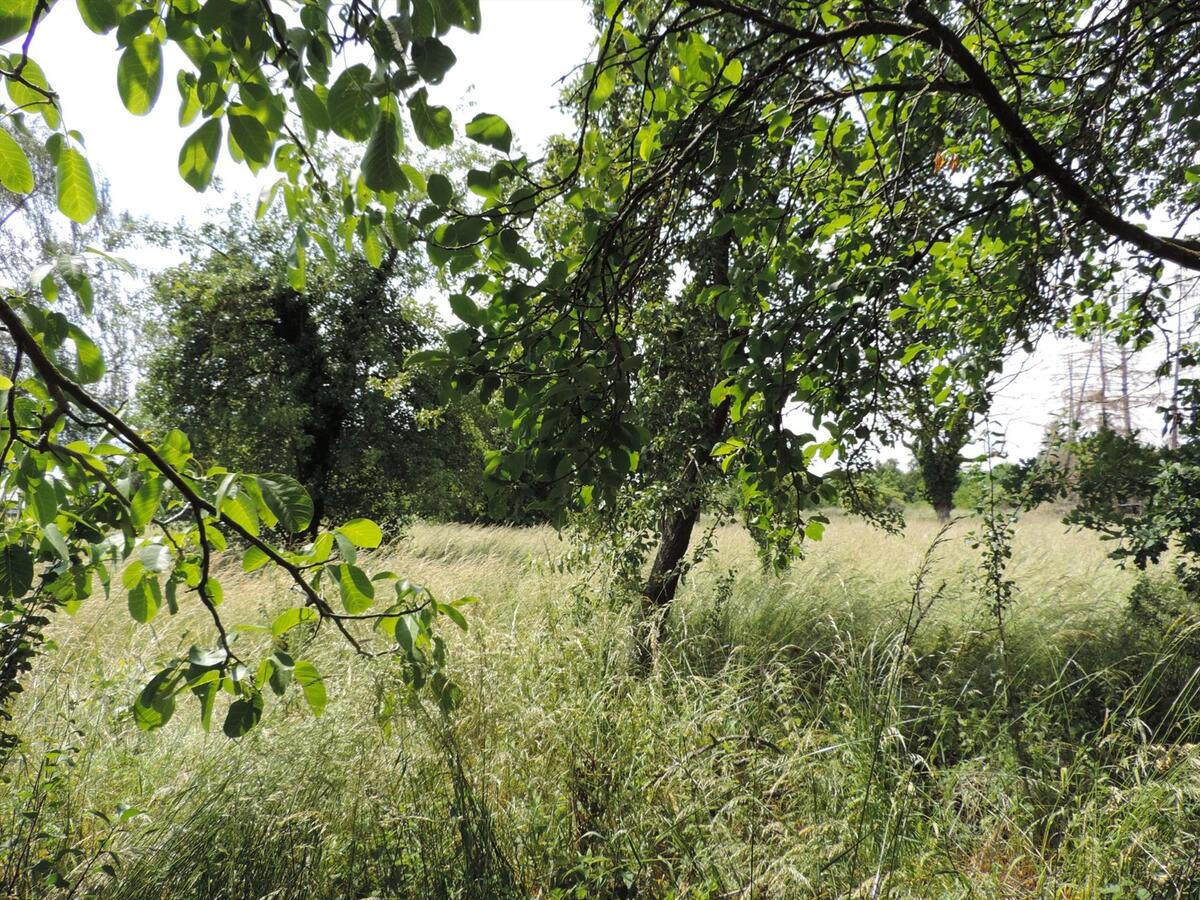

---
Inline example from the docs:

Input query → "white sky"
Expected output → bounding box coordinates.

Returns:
[32,0,594,223]
[14,0,1192,463]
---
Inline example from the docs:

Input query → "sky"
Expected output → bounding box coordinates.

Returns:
[33,0,595,223]
[16,0,1190,464]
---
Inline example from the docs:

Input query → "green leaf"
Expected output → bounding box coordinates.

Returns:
[242,545,269,573]
[133,667,180,731]
[411,36,456,84]
[900,343,927,365]
[228,111,272,166]
[427,172,453,208]
[266,653,293,695]
[255,473,314,533]
[271,606,318,636]
[293,660,327,716]
[193,678,217,731]
[53,144,98,224]
[223,691,264,738]
[0,127,33,194]
[334,532,357,565]
[128,577,161,623]
[130,475,162,529]
[336,563,375,614]
[32,478,57,526]
[139,542,170,573]
[178,119,221,191]
[327,64,377,140]
[295,84,330,132]
[188,645,227,667]
[5,58,58,127]
[408,88,453,148]
[0,543,33,598]
[220,491,260,537]
[449,292,482,326]
[69,325,105,383]
[336,518,382,549]
[440,602,469,631]
[307,531,335,563]
[122,559,145,590]
[361,111,407,192]
[42,523,69,561]
[76,0,119,34]
[400,163,426,192]
[0,0,36,45]
[465,113,512,153]
[116,8,154,45]
[117,34,163,115]
[436,0,480,33]
[589,65,616,110]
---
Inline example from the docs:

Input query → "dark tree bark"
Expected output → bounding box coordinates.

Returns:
[635,231,735,665]
[912,416,971,524]
[635,397,730,666]
[266,251,398,536]
[269,288,345,537]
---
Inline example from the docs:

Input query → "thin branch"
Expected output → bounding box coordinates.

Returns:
[903,1,1200,271]
[0,296,370,650]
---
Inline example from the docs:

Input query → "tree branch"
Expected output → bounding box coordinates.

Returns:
[0,297,422,653]
[903,1,1200,271]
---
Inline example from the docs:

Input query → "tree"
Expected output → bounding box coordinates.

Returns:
[138,211,489,529]
[4,0,1200,727]
[867,458,923,507]
[410,0,1200,648]
[909,401,974,523]
[0,0,500,742]
[0,125,141,411]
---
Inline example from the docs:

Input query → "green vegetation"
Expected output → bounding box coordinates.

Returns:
[2,0,1200,894]
[5,512,1200,897]
[138,211,491,527]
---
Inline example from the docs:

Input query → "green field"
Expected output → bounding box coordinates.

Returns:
[5,510,1199,898]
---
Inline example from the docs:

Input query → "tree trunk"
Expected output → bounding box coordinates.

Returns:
[268,251,397,537]
[1169,297,1184,450]
[269,288,344,538]
[934,500,952,523]
[297,398,346,537]
[633,225,735,666]
[635,397,730,667]
[1119,346,1134,436]
[1097,332,1110,429]
[635,497,703,668]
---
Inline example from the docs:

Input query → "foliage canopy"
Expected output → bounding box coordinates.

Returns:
[1,0,1199,733]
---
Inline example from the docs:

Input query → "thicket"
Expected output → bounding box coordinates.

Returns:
[137,212,494,528]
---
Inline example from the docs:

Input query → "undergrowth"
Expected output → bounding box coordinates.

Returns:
[3,511,1200,897]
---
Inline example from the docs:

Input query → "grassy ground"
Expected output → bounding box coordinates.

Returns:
[4,509,1200,897]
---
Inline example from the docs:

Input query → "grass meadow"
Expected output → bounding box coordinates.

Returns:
[4,509,1200,898]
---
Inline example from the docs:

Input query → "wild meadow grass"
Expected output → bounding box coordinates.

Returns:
[4,509,1200,897]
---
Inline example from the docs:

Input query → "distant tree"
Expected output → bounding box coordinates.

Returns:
[873,460,916,504]
[1061,329,1161,438]
[0,125,140,410]
[138,212,489,530]
[869,458,923,506]
[910,404,975,523]
[877,359,988,523]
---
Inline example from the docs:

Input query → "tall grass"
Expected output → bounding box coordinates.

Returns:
[3,510,1200,897]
